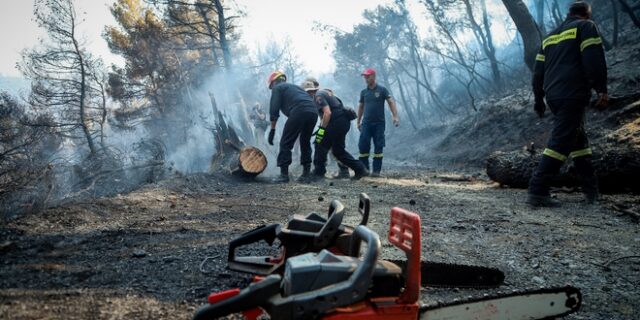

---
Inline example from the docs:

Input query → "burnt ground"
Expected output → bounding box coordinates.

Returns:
[1,169,639,320]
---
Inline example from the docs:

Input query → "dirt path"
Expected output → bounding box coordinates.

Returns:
[1,170,639,319]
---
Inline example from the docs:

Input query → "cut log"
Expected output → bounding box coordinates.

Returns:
[486,147,640,193]
[230,145,268,178]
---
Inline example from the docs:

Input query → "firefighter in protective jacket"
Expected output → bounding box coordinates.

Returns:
[528,1,608,207]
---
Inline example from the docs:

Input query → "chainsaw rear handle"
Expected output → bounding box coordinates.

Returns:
[278,200,345,251]
[227,224,279,263]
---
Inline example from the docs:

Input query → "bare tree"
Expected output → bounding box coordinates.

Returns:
[462,0,501,86]
[19,0,105,155]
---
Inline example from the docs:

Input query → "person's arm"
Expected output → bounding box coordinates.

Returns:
[532,47,546,117]
[313,94,332,128]
[269,87,281,129]
[387,97,399,126]
[580,21,608,109]
[357,90,364,130]
[383,87,399,126]
[320,106,332,128]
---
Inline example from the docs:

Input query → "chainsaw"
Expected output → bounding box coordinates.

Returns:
[227,193,504,288]
[194,207,582,320]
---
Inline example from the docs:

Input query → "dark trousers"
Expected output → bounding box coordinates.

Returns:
[313,116,366,175]
[358,122,385,172]
[277,111,317,168]
[529,99,596,196]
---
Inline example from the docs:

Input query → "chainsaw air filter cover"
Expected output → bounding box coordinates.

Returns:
[282,250,403,297]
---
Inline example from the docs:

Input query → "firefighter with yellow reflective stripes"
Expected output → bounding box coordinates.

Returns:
[528,1,608,207]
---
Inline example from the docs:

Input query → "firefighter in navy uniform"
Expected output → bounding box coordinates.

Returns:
[300,80,369,181]
[267,71,318,183]
[528,1,608,207]
[357,68,400,177]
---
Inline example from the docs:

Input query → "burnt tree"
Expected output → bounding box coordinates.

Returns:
[208,92,267,178]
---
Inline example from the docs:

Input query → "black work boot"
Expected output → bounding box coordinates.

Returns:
[353,169,370,180]
[297,165,312,183]
[333,166,350,179]
[526,194,561,207]
[370,171,381,178]
[273,166,290,183]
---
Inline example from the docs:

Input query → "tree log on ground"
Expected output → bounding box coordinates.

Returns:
[486,147,640,193]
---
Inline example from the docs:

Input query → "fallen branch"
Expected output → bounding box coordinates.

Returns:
[199,255,221,274]
[604,255,640,267]
[611,204,640,223]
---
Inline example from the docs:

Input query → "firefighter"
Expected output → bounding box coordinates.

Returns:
[267,71,318,183]
[357,68,399,177]
[304,77,352,179]
[300,80,369,181]
[528,1,608,207]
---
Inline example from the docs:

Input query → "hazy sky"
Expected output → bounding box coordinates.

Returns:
[0,0,392,77]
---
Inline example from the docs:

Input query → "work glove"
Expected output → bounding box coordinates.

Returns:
[268,128,275,146]
[534,99,546,118]
[315,127,326,144]
[594,92,609,111]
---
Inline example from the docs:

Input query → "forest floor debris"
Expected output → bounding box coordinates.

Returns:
[1,170,639,319]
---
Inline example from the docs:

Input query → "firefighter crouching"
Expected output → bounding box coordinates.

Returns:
[267,71,318,183]
[300,80,369,181]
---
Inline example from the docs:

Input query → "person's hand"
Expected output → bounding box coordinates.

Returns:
[534,100,546,118]
[268,129,275,146]
[595,93,609,111]
[357,122,362,131]
[392,116,400,127]
[315,127,326,144]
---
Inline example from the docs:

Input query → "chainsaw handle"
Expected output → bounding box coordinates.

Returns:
[358,193,370,226]
[227,224,279,262]
[265,225,381,320]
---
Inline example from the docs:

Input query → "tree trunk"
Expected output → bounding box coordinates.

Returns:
[229,144,268,178]
[70,5,96,155]
[611,0,620,47]
[501,0,543,72]
[486,149,640,193]
[462,0,501,86]
[213,0,233,69]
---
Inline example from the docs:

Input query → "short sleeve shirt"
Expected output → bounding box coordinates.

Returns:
[359,85,390,124]
[314,89,345,120]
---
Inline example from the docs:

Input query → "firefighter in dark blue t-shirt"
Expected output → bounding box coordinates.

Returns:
[357,68,399,177]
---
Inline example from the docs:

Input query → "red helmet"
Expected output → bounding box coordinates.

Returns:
[267,71,286,89]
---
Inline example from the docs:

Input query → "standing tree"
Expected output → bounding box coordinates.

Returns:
[501,0,542,71]
[19,0,105,156]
